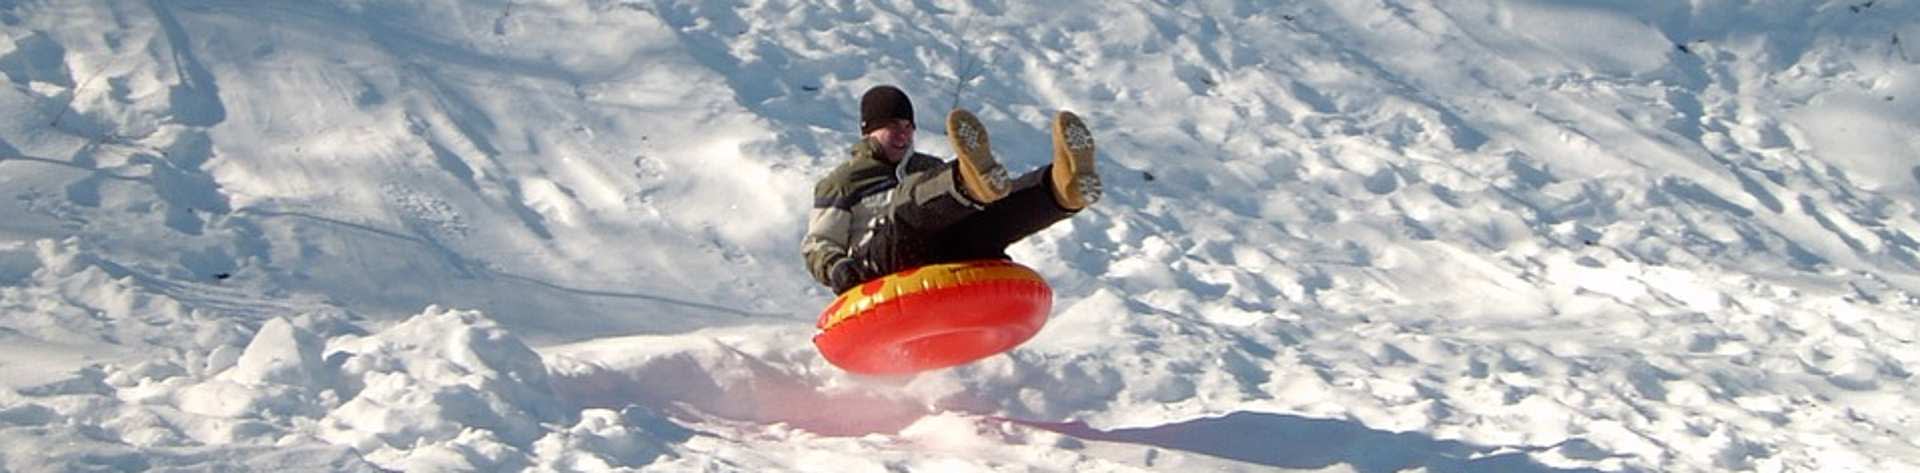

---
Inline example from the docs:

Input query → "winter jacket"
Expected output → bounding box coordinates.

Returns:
[802,138,953,292]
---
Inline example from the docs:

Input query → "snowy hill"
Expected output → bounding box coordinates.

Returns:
[3,0,1918,471]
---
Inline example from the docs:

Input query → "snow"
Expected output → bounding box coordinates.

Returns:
[3,0,1919,471]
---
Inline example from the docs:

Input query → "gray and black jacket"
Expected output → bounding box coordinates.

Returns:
[802,138,979,293]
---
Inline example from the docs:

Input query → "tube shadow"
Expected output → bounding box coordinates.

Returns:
[1018,412,1614,473]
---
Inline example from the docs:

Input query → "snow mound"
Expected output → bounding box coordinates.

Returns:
[316,306,568,470]
[2,305,696,471]
[530,407,688,471]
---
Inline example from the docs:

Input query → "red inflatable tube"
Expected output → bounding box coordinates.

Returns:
[814,260,1052,375]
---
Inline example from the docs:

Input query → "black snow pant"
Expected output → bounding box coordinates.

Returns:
[841,162,1076,293]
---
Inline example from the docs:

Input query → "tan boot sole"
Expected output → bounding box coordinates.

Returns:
[947,109,1009,204]
[1051,111,1100,210]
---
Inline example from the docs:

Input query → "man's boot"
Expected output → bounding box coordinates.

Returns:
[947,109,1010,205]
[1050,111,1100,210]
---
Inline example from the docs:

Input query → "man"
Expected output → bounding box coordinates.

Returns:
[802,85,1101,293]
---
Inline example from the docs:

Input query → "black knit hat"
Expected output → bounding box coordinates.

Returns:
[859,85,914,134]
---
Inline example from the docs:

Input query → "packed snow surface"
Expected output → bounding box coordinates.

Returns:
[3,0,1920,471]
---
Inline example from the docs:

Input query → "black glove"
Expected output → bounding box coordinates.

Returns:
[827,259,868,292]
[851,216,916,277]
[841,213,931,292]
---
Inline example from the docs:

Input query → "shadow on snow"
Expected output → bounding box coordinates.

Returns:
[1018,411,1612,473]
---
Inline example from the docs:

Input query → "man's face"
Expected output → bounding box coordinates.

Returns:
[866,119,915,162]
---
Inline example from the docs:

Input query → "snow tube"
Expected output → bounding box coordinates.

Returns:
[814,260,1052,374]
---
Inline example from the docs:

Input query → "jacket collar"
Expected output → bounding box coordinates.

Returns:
[850,137,901,166]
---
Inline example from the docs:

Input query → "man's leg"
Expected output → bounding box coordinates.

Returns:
[927,111,1100,262]
[860,108,1020,272]
[926,166,1079,262]
[857,162,989,275]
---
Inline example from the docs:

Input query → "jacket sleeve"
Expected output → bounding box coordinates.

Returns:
[803,185,865,292]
